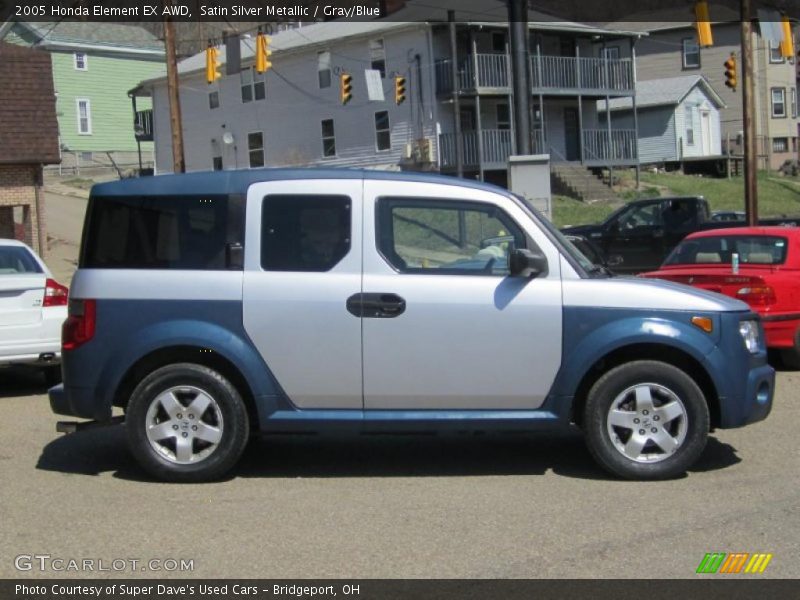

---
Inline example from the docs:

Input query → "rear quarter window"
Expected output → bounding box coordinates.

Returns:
[666,235,789,266]
[81,195,243,270]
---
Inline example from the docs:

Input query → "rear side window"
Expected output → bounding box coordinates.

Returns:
[0,246,43,274]
[261,195,351,272]
[81,195,242,270]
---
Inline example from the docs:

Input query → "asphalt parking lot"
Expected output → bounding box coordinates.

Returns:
[1,366,798,579]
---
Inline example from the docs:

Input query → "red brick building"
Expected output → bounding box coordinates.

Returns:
[0,42,60,256]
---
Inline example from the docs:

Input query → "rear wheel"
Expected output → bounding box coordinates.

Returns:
[125,363,249,482]
[584,360,709,480]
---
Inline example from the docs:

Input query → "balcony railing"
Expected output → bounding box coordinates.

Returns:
[438,129,544,169]
[435,54,634,95]
[582,129,637,163]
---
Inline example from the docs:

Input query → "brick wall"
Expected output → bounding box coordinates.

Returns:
[0,164,44,255]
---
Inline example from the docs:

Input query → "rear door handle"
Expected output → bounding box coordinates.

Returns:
[346,293,406,318]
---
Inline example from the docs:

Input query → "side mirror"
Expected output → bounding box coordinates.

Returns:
[509,248,547,278]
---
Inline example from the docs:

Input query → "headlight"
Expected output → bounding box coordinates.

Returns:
[738,320,761,354]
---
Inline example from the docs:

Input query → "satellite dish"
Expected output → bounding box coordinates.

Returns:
[222,132,235,145]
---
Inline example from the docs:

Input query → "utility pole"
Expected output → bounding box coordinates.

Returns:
[741,0,757,225]
[508,0,532,155]
[163,1,185,173]
[448,10,464,178]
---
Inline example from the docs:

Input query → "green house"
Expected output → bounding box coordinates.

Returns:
[6,22,164,172]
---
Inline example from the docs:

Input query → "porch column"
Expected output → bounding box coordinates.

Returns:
[631,36,640,188]
[471,31,485,181]
[576,39,584,164]
[536,36,546,152]
[505,38,517,155]
[603,40,613,187]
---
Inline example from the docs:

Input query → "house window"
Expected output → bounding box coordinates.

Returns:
[496,103,511,130]
[491,32,506,53]
[209,91,220,110]
[321,119,336,158]
[241,67,265,103]
[769,41,784,63]
[248,132,264,167]
[76,99,92,135]
[792,87,797,119]
[772,87,786,118]
[682,38,700,69]
[369,38,386,78]
[601,46,620,60]
[685,105,695,146]
[318,51,331,89]
[74,52,87,70]
[212,154,223,171]
[375,111,391,151]
[772,137,788,153]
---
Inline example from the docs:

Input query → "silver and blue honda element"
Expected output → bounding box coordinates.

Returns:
[50,169,774,481]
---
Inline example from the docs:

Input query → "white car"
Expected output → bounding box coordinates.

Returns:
[0,239,68,385]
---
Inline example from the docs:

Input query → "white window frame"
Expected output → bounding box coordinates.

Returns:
[317,51,332,89]
[76,98,92,135]
[682,38,700,69]
[375,110,391,151]
[792,87,797,119]
[74,52,87,71]
[241,67,266,103]
[772,137,789,153]
[247,131,265,168]
[684,105,695,146]
[369,38,386,78]
[772,87,786,118]
[321,119,336,158]
[769,41,785,64]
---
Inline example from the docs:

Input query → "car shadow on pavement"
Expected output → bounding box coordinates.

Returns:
[36,427,741,482]
[0,367,51,398]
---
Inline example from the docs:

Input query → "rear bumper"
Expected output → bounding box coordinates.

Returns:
[49,383,112,421]
[763,316,800,350]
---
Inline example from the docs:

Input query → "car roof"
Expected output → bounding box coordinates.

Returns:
[686,226,800,239]
[0,238,31,248]
[90,168,511,198]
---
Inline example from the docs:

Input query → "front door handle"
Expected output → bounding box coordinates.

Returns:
[346,293,406,318]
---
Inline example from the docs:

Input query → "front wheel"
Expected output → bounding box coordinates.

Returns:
[125,363,249,482]
[584,361,709,480]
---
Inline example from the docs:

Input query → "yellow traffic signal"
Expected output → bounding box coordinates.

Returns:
[694,1,713,47]
[256,31,272,73]
[724,53,736,91]
[394,76,406,105]
[340,73,353,105]
[780,15,794,59]
[205,44,221,84]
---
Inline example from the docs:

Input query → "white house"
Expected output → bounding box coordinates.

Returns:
[132,18,643,189]
[598,75,725,165]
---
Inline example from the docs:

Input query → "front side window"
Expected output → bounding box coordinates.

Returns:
[81,195,239,270]
[261,195,351,272]
[682,38,700,69]
[369,38,386,78]
[248,132,264,168]
[74,52,87,70]
[321,119,336,157]
[318,51,331,88]
[76,99,92,135]
[375,111,391,151]
[376,198,526,276]
[772,87,786,117]
[616,202,664,231]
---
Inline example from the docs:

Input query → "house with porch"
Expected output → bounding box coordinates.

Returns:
[134,18,642,196]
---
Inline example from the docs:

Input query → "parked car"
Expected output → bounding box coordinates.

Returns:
[641,227,800,368]
[562,196,800,274]
[50,169,774,482]
[0,239,68,384]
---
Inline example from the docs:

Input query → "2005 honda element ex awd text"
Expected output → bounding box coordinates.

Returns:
[49,169,774,482]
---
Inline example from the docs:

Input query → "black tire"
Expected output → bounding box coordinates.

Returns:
[43,365,62,388]
[584,360,709,480]
[125,363,249,482]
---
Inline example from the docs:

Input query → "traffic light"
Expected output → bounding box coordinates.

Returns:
[724,53,736,91]
[340,73,353,105]
[394,75,406,105]
[205,43,221,84]
[256,31,272,73]
[694,1,713,47]
[780,15,794,59]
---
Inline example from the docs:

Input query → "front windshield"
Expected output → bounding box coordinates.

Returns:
[515,195,595,272]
